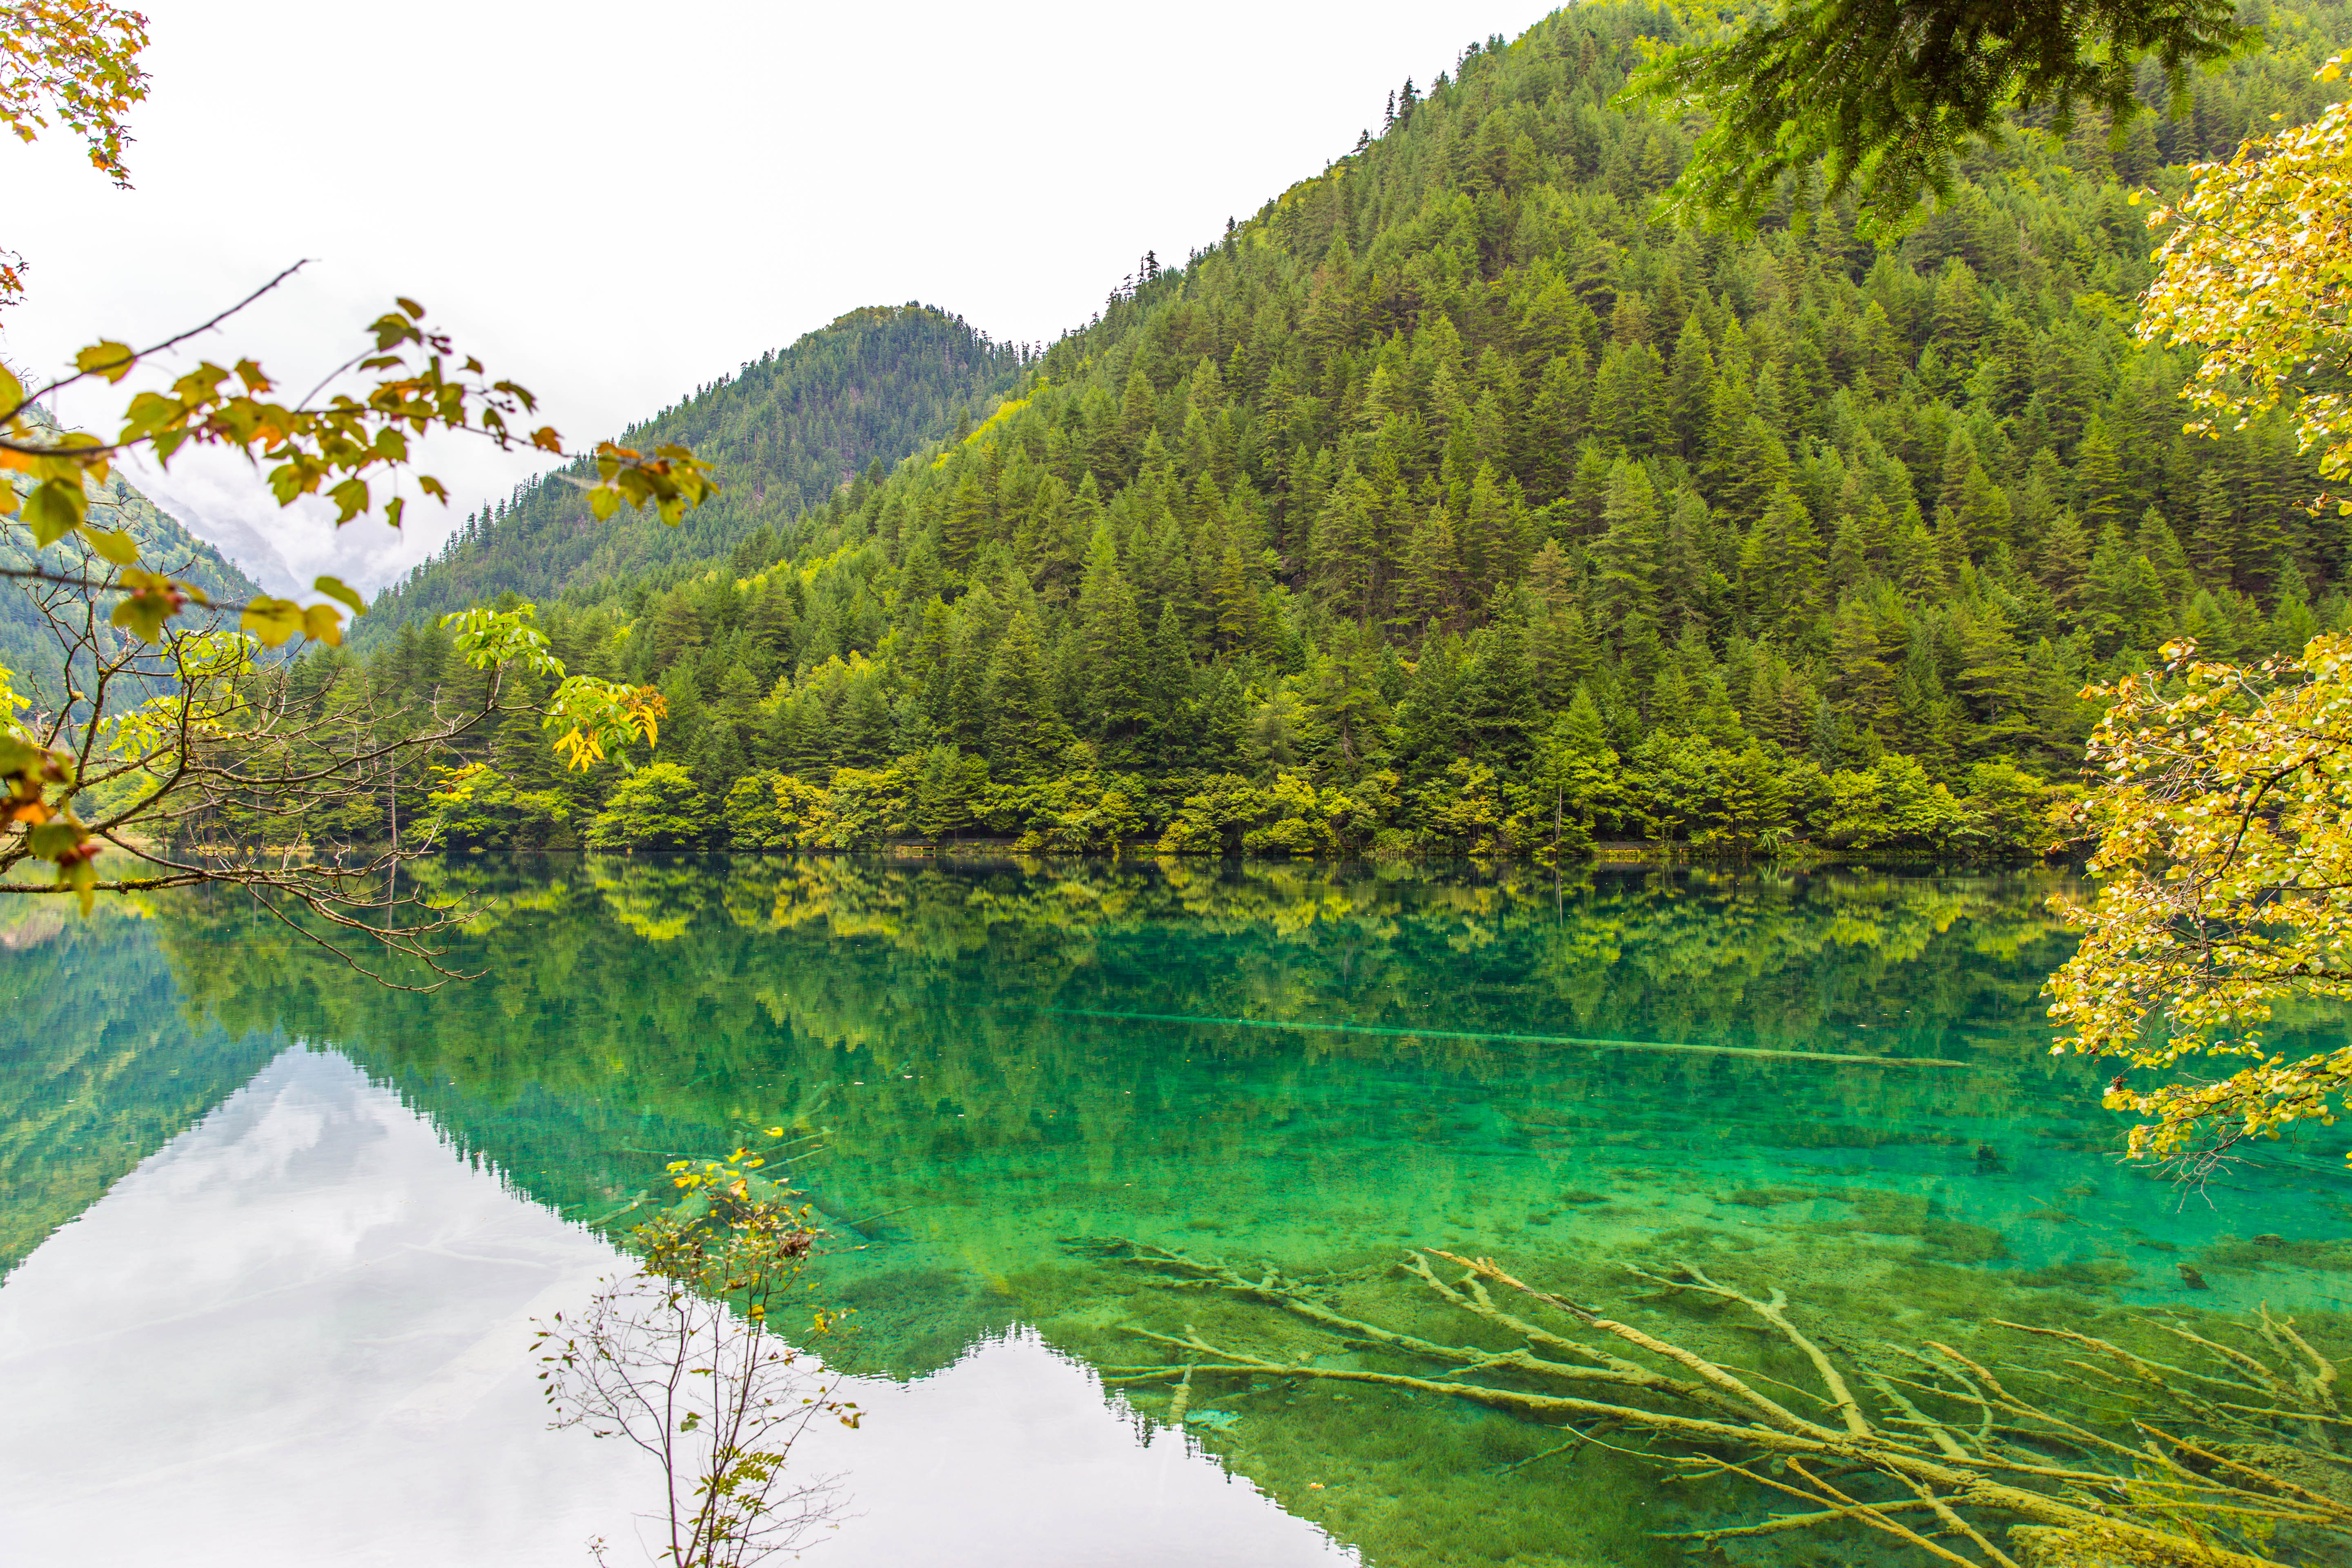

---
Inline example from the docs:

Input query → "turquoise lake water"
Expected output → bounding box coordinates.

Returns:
[2,856,2346,1566]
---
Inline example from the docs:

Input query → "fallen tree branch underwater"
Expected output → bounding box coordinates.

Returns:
[1078,1238,2352,1566]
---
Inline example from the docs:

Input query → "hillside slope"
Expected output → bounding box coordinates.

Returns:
[390,1,2352,856]
[354,304,1025,646]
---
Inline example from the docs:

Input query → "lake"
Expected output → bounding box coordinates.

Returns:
[3,856,2347,1567]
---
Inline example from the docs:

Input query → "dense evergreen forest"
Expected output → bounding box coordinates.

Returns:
[318,0,2352,860]
[352,304,1027,644]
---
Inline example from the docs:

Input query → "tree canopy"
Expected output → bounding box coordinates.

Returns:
[2140,47,2352,503]
[359,2,2352,860]
[1637,0,2251,235]
[2051,635,2352,1177]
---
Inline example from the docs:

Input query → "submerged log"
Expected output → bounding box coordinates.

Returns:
[1084,1238,2352,1568]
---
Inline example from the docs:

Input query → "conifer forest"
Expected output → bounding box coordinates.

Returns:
[21,6,2352,1566]
[301,1,2352,861]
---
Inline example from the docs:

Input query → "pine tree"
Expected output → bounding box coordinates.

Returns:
[1928,260,1986,390]
[1192,663,1250,771]
[1956,461,2013,557]
[1462,618,1543,768]
[984,609,1071,778]
[1213,542,1263,655]
[1951,606,2037,757]
[837,677,894,767]
[2191,467,2238,585]
[1830,595,1895,733]
[1526,351,1590,501]
[2083,520,2143,653]
[2038,509,2093,615]
[943,472,992,569]
[1715,413,1792,526]
[1306,621,1394,774]
[1459,465,1523,600]
[1117,367,1157,474]
[1396,508,1462,632]
[1076,527,1149,747]
[1893,513,1949,603]
[1664,313,1716,459]
[1562,684,1610,756]
[1745,483,1824,628]
[1309,464,1383,620]
[1396,628,1467,775]
[1564,441,1616,540]
[1893,626,1958,771]
[2138,507,2197,603]
[649,590,707,670]
[1530,604,1595,710]
[1592,341,1668,457]
[1594,460,1662,628]
[2074,419,2127,535]
[1143,602,1196,765]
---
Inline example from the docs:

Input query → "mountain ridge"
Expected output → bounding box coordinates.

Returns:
[350,303,1026,648]
[352,0,2352,857]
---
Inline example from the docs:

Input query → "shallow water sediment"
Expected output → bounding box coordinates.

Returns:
[4,856,2344,1566]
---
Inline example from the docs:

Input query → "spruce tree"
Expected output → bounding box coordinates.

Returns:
[2074,420,2127,535]
[1461,616,1543,768]
[1076,528,1149,748]
[649,590,707,671]
[1664,314,1716,459]
[1594,460,1663,629]
[943,472,992,569]
[984,609,1071,779]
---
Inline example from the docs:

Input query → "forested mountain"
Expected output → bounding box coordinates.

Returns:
[352,304,1026,645]
[336,0,2352,858]
[1,404,259,701]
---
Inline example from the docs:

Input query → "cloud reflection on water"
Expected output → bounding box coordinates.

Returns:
[0,1047,1352,1568]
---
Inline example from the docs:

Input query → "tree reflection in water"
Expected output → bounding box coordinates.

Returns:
[537,1139,860,1568]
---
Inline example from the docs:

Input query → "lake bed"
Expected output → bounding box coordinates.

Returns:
[4,858,2345,1566]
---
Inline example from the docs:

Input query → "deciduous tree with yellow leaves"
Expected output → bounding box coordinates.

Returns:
[2053,51,2352,1180]
[2140,48,2352,503]
[2051,637,2352,1179]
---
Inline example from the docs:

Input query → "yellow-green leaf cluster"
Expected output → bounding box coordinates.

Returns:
[545,678,666,771]
[435,605,664,771]
[2139,50,2352,507]
[443,603,561,677]
[0,2,147,182]
[2048,634,2352,1172]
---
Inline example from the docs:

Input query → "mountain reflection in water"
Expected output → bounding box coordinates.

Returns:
[3,855,2346,1568]
[0,1047,1351,1566]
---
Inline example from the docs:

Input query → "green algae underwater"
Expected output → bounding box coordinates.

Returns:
[11,855,2352,1566]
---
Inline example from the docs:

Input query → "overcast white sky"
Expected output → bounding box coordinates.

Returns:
[2,0,1551,596]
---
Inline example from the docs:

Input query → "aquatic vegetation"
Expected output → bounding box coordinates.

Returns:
[1091,1239,2352,1566]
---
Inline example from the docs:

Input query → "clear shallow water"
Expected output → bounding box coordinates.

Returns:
[3,857,2348,1567]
